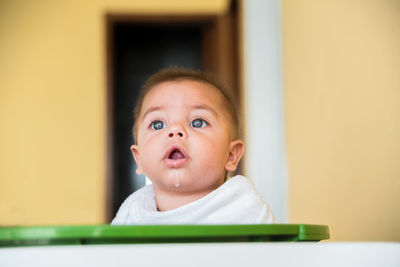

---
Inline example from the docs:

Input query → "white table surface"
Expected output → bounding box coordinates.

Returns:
[1,242,399,267]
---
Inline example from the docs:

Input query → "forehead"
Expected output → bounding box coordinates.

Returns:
[141,80,225,110]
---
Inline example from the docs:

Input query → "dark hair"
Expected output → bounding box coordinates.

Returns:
[133,67,240,142]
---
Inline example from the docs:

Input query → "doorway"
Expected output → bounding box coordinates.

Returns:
[105,3,240,220]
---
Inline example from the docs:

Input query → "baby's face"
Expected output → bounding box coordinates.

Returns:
[131,80,243,194]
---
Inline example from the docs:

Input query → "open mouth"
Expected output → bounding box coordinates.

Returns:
[168,149,185,160]
[164,146,188,168]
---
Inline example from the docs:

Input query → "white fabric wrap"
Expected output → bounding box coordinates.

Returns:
[111,175,277,225]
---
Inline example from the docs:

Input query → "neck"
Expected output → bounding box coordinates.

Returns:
[152,185,221,211]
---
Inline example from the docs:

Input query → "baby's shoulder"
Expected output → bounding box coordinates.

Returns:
[124,185,154,204]
[111,185,155,225]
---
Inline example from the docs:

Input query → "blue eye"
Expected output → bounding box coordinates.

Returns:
[190,118,208,128]
[151,120,166,130]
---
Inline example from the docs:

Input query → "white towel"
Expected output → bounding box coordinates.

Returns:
[111,175,277,225]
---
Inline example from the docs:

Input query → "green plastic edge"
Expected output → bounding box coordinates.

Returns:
[0,224,329,247]
[297,224,330,241]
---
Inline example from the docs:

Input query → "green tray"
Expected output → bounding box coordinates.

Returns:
[0,224,329,247]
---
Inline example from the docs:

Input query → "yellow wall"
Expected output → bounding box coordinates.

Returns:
[283,0,400,241]
[2,0,399,242]
[0,0,228,225]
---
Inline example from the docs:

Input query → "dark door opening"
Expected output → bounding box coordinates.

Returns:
[106,4,240,221]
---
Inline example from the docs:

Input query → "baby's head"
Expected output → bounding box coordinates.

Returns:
[131,67,244,195]
[133,68,240,141]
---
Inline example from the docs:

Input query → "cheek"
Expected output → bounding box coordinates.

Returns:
[138,139,159,164]
[193,135,230,165]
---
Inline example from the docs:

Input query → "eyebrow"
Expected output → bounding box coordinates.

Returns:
[190,104,218,117]
[141,106,164,121]
[141,104,218,120]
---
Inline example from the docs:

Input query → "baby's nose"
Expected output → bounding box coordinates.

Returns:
[168,125,186,138]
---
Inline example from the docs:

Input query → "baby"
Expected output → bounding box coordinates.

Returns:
[112,67,276,224]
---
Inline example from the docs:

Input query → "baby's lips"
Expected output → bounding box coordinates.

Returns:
[164,157,188,168]
[163,145,189,160]
[163,145,190,168]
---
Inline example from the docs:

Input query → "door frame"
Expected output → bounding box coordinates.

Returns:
[104,2,241,221]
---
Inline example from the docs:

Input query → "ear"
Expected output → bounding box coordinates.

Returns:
[225,140,244,172]
[131,145,144,175]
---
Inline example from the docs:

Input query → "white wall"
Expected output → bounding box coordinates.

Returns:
[243,0,287,222]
